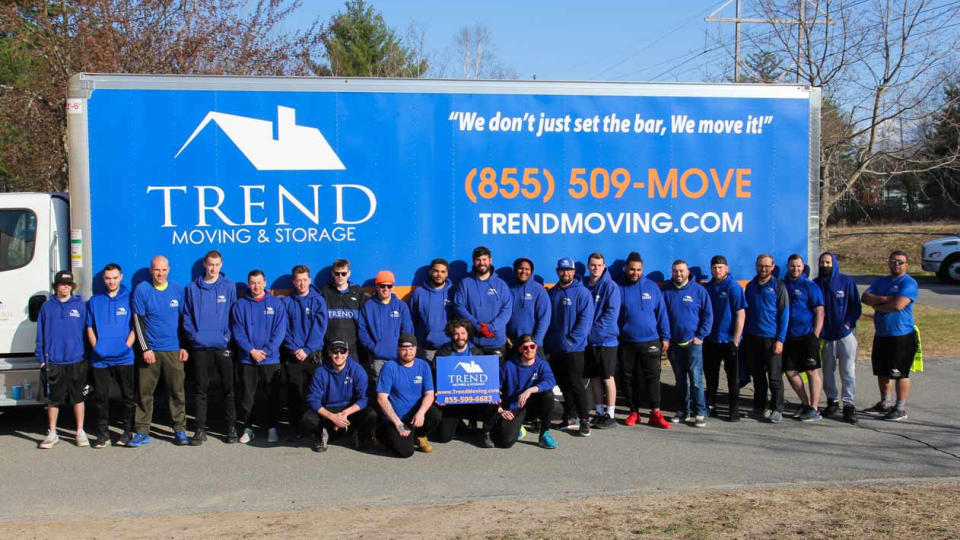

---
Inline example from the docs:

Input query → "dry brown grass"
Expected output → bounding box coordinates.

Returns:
[824,221,960,276]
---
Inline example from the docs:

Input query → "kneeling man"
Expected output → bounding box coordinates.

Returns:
[376,334,441,457]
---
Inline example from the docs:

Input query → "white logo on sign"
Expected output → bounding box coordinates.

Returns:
[175,106,346,171]
[454,360,485,374]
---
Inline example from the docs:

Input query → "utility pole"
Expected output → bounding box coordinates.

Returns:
[706,0,833,83]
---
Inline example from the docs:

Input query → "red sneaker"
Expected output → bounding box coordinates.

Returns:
[624,411,640,426]
[648,410,672,429]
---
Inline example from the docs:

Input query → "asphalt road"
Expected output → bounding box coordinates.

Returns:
[1,356,958,522]
[854,274,960,310]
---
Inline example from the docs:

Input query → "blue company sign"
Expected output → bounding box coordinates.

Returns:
[85,89,810,288]
[435,355,501,406]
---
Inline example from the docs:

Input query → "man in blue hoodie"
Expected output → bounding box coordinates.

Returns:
[36,270,88,449]
[783,254,825,422]
[282,264,328,440]
[231,269,287,444]
[86,264,136,448]
[359,270,414,383]
[506,257,550,349]
[815,252,861,423]
[409,258,453,364]
[182,250,237,445]
[545,257,595,437]
[618,252,672,429]
[453,246,513,358]
[662,260,713,428]
[299,340,375,453]
[703,255,746,422]
[742,254,790,424]
[491,335,558,449]
[131,255,189,447]
[584,253,621,429]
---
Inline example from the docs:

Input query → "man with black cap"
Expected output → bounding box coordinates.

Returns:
[376,333,441,457]
[544,256,595,437]
[703,254,746,421]
[36,270,88,449]
[299,340,376,452]
[453,246,513,358]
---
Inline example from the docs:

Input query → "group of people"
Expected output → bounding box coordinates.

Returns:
[34,245,920,458]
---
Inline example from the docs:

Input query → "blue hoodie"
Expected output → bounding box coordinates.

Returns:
[814,252,861,340]
[662,280,713,343]
[305,358,369,412]
[507,279,551,346]
[784,274,824,338]
[744,276,790,341]
[36,294,86,366]
[453,271,513,348]
[230,292,286,365]
[704,275,748,343]
[585,270,621,347]
[86,286,134,368]
[409,280,453,350]
[544,277,595,354]
[132,280,185,352]
[358,295,414,361]
[500,354,556,410]
[283,289,328,356]
[182,275,236,350]
[618,275,670,343]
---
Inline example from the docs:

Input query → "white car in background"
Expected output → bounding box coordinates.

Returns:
[922,235,960,283]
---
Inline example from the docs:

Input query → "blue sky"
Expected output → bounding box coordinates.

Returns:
[296,1,734,82]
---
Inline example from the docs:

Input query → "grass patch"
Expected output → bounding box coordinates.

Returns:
[823,221,960,276]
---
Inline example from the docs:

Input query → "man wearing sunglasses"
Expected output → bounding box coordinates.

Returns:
[453,246,513,359]
[359,270,413,384]
[491,335,558,449]
[320,259,370,361]
[300,340,375,453]
[861,251,918,421]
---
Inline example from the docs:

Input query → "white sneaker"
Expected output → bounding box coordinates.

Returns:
[39,430,59,449]
[267,427,279,443]
[75,430,90,447]
[239,427,255,444]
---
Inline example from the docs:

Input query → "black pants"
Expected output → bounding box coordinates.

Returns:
[740,335,784,413]
[618,340,662,411]
[239,363,283,429]
[91,365,135,435]
[703,341,740,415]
[283,353,321,426]
[192,349,236,431]
[434,403,499,443]
[489,391,555,448]
[299,406,376,438]
[479,345,508,364]
[551,351,591,421]
[376,404,442,458]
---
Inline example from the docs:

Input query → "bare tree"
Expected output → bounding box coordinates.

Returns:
[451,23,516,80]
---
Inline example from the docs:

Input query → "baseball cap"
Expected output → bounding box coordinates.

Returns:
[556,257,575,270]
[710,255,728,266]
[328,340,349,353]
[375,270,396,285]
[54,271,76,287]
[398,333,418,347]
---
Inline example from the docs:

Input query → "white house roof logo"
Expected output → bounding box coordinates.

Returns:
[454,361,485,374]
[175,106,345,171]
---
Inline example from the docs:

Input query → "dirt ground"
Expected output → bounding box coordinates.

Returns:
[5,482,959,539]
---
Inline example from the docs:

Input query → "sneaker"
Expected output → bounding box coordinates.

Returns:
[225,428,239,444]
[671,412,687,424]
[92,432,109,449]
[769,411,782,424]
[694,415,706,428]
[75,430,90,447]
[578,418,591,437]
[708,405,718,418]
[415,436,433,453]
[624,411,640,426]
[239,428,255,444]
[267,427,279,443]
[558,417,578,431]
[480,432,494,448]
[802,409,822,422]
[648,410,672,429]
[763,409,773,420]
[842,404,858,424]
[538,430,558,449]
[312,429,329,452]
[883,409,908,422]
[38,430,59,449]
[128,433,151,447]
[174,431,190,446]
[792,405,808,419]
[867,401,892,414]
[189,430,207,446]
[518,426,527,440]
[822,400,839,418]
[115,431,132,447]
[348,429,361,451]
[594,415,617,429]
[729,410,741,422]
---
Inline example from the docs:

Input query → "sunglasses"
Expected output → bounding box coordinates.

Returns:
[377,284,394,289]
[333,271,348,277]
[888,260,907,265]
[520,343,537,352]
[330,348,348,355]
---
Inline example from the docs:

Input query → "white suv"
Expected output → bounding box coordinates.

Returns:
[922,235,960,283]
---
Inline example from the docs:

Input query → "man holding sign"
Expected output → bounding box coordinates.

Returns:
[434,319,497,447]
[376,334,441,457]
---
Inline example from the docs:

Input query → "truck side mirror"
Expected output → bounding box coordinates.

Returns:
[28,295,46,322]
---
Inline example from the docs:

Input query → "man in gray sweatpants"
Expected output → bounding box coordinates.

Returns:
[814,252,861,423]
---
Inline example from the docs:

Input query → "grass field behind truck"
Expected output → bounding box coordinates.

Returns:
[823,221,960,276]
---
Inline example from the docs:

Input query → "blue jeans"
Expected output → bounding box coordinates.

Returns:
[668,342,706,417]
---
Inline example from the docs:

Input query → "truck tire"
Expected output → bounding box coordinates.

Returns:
[938,254,960,284]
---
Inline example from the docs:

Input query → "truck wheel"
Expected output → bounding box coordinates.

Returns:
[938,255,960,284]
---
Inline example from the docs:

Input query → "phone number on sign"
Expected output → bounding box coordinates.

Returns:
[441,394,499,405]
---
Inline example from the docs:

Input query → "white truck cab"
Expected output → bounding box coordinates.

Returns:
[0,193,70,406]
[922,235,960,283]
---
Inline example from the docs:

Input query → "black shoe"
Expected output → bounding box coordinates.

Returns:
[225,428,239,444]
[883,408,908,422]
[287,431,304,443]
[189,429,207,446]
[312,429,329,452]
[594,415,617,429]
[842,404,858,424]
[728,411,741,422]
[480,432,494,448]
[708,405,719,418]
[866,401,892,414]
[92,432,109,449]
[348,429,360,451]
[823,400,839,418]
[578,418,591,437]
[115,431,132,447]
